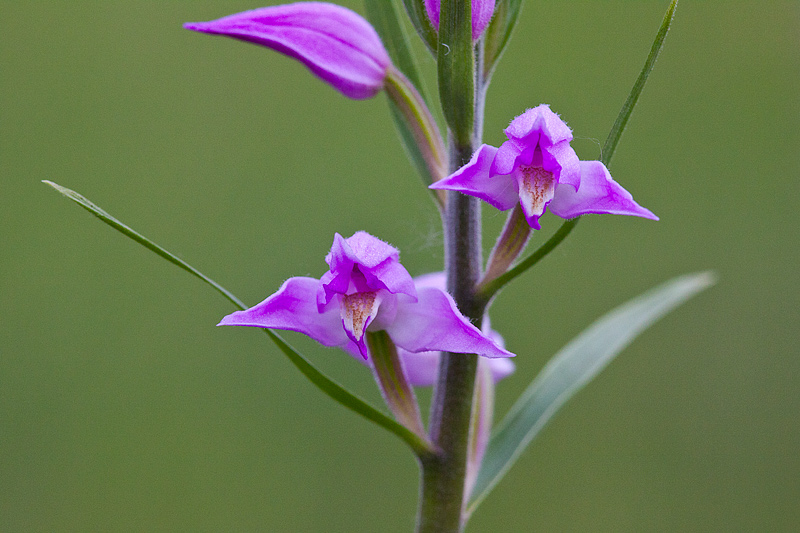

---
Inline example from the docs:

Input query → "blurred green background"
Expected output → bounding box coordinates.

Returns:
[2,1,798,531]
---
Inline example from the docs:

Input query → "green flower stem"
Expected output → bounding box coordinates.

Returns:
[477,217,580,303]
[481,204,531,289]
[418,143,484,533]
[437,0,475,147]
[367,330,428,439]
[417,0,486,529]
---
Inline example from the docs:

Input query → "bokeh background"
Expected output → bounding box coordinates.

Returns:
[2,1,798,531]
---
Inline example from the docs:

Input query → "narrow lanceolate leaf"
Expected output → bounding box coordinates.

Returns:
[43,180,434,457]
[364,0,428,101]
[268,329,433,456]
[468,272,716,512]
[384,67,447,197]
[365,0,446,196]
[42,180,246,310]
[401,0,438,53]
[482,0,524,80]
[602,0,678,166]
[438,0,475,147]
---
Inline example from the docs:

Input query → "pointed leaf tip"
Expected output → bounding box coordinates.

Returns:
[44,180,433,457]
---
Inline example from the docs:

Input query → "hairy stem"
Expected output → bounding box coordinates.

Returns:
[417,25,487,533]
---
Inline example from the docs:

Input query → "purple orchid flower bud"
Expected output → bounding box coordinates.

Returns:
[430,104,658,229]
[218,232,513,361]
[184,3,391,100]
[424,0,496,40]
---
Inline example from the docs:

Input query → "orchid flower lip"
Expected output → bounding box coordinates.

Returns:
[429,104,658,228]
[184,3,391,100]
[218,232,513,362]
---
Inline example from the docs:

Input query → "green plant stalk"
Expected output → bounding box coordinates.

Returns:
[417,1,485,529]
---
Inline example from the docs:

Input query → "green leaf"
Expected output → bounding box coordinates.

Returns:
[400,0,438,53]
[364,0,428,102]
[42,180,246,310]
[482,0,524,80]
[43,180,434,457]
[468,272,716,513]
[438,0,475,146]
[365,1,445,199]
[267,329,433,456]
[602,0,678,166]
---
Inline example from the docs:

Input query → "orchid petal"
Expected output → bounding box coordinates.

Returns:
[399,350,441,387]
[543,141,581,190]
[430,144,519,211]
[387,287,514,358]
[504,104,573,147]
[184,3,391,100]
[492,140,523,175]
[322,232,416,301]
[548,161,659,221]
[410,271,446,290]
[400,337,515,386]
[515,166,556,230]
[218,276,349,347]
[397,271,516,383]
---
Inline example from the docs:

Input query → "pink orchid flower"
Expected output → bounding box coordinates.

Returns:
[219,232,513,361]
[431,104,658,229]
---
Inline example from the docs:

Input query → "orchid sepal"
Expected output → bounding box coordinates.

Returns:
[396,272,515,387]
[184,2,391,100]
